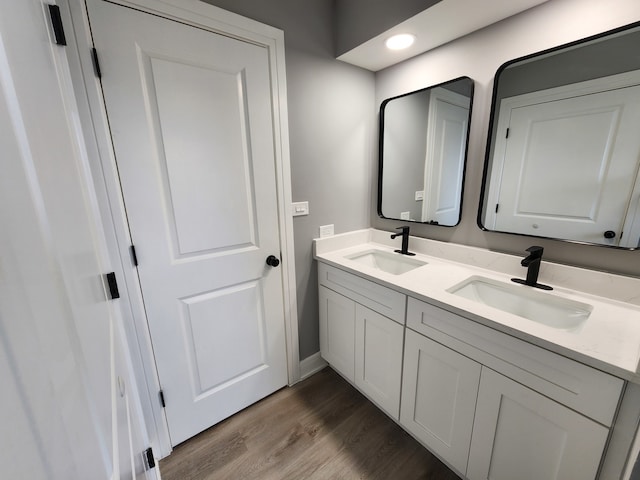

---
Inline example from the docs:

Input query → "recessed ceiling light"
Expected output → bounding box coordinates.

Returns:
[385,34,416,50]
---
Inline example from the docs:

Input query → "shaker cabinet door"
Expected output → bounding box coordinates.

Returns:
[354,304,404,419]
[400,329,481,475]
[319,286,355,381]
[467,367,609,480]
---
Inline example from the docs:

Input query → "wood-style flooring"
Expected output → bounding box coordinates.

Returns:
[159,368,460,480]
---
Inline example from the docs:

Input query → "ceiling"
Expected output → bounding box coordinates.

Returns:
[337,0,551,72]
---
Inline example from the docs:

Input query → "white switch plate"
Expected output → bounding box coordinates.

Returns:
[415,190,424,201]
[319,224,334,238]
[292,201,309,216]
[400,211,411,220]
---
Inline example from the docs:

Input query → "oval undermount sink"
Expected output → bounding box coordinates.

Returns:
[448,276,592,331]
[345,249,427,275]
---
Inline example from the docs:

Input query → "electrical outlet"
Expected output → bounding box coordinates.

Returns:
[400,211,411,220]
[415,190,424,201]
[292,201,309,216]
[319,224,334,238]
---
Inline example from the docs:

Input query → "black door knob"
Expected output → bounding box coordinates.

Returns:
[604,230,616,239]
[266,255,280,267]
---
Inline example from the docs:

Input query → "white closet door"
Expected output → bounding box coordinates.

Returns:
[89,1,288,445]
[492,85,640,245]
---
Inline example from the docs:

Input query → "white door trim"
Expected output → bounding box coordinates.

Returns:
[66,0,299,457]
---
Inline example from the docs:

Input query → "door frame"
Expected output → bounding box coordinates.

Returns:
[65,0,300,456]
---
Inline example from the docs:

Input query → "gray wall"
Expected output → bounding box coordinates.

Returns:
[202,0,375,360]
[334,0,441,56]
[203,0,640,363]
[374,0,640,278]
[380,90,430,221]
[496,27,640,100]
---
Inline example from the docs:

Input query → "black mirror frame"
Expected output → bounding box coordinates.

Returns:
[477,20,640,250]
[377,76,475,227]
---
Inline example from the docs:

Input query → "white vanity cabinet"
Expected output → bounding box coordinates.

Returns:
[467,367,609,480]
[316,258,626,480]
[406,297,624,480]
[318,263,405,419]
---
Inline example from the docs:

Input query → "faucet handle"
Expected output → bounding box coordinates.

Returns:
[525,245,544,256]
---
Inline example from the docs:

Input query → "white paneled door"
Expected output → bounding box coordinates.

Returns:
[423,88,470,225]
[89,1,288,445]
[490,84,640,245]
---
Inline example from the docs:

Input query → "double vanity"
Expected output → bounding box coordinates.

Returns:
[314,229,640,480]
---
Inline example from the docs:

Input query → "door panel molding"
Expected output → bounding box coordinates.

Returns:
[65,0,299,457]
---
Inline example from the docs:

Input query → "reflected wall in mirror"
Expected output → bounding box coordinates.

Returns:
[379,77,473,226]
[480,22,640,249]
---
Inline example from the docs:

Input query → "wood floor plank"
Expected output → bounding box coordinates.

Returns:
[159,368,461,480]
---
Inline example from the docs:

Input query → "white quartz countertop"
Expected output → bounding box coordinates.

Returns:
[314,229,640,382]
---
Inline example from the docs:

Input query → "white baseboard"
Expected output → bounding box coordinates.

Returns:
[299,352,327,381]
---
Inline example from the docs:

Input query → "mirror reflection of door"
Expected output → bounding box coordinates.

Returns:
[379,77,473,226]
[480,23,640,249]
[485,72,640,248]
[422,88,470,224]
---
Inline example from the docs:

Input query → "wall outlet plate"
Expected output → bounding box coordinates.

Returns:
[319,224,334,238]
[415,190,424,201]
[292,201,309,216]
[400,211,411,220]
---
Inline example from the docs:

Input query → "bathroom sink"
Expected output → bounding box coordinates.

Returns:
[448,276,592,330]
[345,249,427,275]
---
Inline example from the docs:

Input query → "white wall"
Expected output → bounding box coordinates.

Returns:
[374,0,640,277]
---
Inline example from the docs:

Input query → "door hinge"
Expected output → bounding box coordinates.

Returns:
[106,272,120,299]
[91,48,102,78]
[159,390,166,408]
[143,447,156,470]
[48,5,67,46]
[130,245,139,266]
[495,203,500,213]
[505,128,510,139]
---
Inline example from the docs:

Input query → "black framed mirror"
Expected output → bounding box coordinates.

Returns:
[378,76,474,226]
[479,22,640,249]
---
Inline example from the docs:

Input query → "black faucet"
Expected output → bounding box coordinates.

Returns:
[511,246,553,290]
[390,226,415,256]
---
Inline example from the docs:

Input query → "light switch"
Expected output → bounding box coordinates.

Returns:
[319,224,334,238]
[292,201,309,216]
[415,190,424,201]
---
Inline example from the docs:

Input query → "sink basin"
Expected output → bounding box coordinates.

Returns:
[345,249,427,275]
[448,276,592,330]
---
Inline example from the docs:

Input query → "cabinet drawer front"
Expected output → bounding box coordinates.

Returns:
[407,297,624,426]
[318,263,406,324]
[467,368,609,480]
